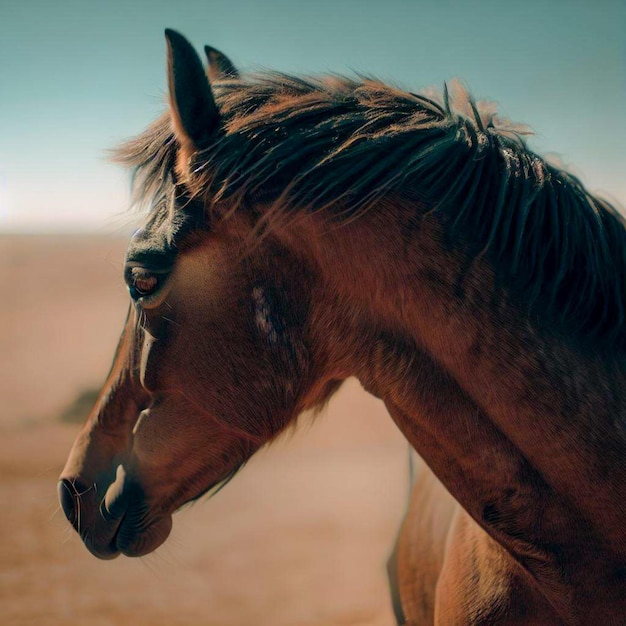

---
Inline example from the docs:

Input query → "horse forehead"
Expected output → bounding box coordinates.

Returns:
[125,230,178,267]
[125,208,184,265]
[131,226,146,241]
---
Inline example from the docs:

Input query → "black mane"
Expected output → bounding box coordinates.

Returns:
[114,73,626,348]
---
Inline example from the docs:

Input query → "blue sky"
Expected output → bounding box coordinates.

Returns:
[1,0,624,232]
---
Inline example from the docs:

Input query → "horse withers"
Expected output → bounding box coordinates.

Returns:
[60,30,626,624]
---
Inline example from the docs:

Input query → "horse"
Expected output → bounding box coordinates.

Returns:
[59,30,626,624]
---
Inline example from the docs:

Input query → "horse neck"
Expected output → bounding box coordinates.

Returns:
[294,205,626,617]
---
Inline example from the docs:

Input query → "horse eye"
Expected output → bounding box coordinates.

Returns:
[128,268,159,299]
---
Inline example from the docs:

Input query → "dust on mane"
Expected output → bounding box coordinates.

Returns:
[114,73,626,349]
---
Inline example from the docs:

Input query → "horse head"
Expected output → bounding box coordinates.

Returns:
[59,31,348,559]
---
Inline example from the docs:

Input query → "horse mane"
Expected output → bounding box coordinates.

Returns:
[114,73,626,349]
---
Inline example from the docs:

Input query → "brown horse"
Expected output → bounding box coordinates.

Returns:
[59,30,626,624]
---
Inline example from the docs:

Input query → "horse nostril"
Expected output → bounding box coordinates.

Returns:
[58,478,88,527]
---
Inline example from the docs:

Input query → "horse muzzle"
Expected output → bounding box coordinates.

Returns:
[58,464,172,559]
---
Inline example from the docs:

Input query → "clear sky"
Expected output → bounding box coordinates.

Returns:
[1,0,624,233]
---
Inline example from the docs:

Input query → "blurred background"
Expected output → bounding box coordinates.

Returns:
[1,1,624,624]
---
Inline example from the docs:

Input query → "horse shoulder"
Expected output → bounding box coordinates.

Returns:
[395,461,458,624]
[434,507,564,625]
[394,462,566,625]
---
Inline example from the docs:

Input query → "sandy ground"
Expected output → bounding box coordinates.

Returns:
[0,235,410,626]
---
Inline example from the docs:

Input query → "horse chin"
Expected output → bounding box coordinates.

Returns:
[115,514,173,558]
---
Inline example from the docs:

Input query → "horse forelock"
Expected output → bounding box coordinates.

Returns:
[112,72,626,349]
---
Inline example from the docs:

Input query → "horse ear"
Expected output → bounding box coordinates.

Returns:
[165,29,219,151]
[204,45,239,81]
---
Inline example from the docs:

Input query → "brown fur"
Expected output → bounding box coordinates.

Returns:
[60,31,626,623]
